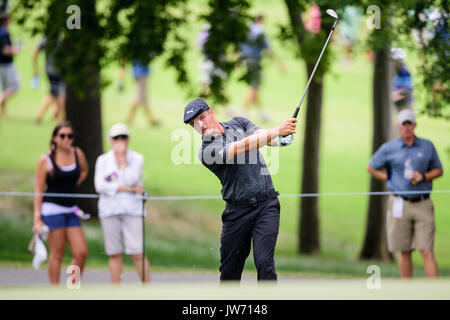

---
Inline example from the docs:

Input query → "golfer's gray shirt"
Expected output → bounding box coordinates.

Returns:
[199,117,275,201]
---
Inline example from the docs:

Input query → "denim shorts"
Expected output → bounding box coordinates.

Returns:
[42,213,81,231]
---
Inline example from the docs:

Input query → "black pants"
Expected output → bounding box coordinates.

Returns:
[220,197,280,281]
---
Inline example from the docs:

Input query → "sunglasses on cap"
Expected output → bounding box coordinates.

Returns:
[112,135,129,140]
[58,133,74,139]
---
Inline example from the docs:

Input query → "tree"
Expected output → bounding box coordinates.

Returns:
[359,1,393,260]
[282,0,351,254]
[198,0,252,104]
[14,0,189,215]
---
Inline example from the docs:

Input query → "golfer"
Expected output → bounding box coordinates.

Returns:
[184,98,297,281]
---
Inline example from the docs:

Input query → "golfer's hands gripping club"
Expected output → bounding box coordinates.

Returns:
[276,118,297,147]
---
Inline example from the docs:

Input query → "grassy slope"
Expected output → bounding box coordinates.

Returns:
[0,1,449,278]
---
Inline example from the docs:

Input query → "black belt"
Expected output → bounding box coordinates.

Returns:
[395,194,430,203]
[226,190,279,206]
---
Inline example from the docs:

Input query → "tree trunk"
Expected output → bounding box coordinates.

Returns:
[283,0,322,254]
[65,67,103,217]
[360,48,393,260]
[299,63,322,254]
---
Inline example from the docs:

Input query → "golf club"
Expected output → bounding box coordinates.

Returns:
[292,9,338,118]
[280,9,338,146]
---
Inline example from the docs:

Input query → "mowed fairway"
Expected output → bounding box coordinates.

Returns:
[1,0,450,279]
[2,280,450,300]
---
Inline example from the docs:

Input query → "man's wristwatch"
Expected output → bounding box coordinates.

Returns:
[422,172,427,182]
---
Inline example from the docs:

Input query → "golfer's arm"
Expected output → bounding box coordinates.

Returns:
[425,168,443,181]
[366,164,388,182]
[255,128,279,146]
[227,128,277,159]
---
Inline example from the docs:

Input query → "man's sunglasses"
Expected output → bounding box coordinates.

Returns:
[112,135,129,140]
[59,133,74,139]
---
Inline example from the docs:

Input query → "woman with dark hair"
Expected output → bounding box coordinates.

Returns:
[32,121,89,285]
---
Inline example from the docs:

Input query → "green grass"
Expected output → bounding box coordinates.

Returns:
[2,280,450,300]
[1,1,450,279]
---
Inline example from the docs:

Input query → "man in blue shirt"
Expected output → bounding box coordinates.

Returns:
[367,109,443,278]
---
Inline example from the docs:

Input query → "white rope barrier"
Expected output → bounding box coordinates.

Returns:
[0,190,450,201]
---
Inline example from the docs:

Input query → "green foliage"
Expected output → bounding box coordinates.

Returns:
[12,0,190,96]
[396,1,449,117]
[199,0,252,104]
[279,0,355,79]
[361,0,449,117]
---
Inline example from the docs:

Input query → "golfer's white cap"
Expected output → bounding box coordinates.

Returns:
[397,109,416,124]
[391,47,407,61]
[109,123,130,138]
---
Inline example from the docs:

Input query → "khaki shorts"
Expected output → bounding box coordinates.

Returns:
[100,215,143,255]
[135,75,148,104]
[386,195,435,252]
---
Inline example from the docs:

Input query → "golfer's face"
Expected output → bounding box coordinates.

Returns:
[398,121,416,138]
[190,110,215,136]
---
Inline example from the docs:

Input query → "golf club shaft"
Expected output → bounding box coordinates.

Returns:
[292,19,338,118]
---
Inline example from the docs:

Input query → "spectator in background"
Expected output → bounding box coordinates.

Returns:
[32,121,89,285]
[240,14,285,122]
[339,6,362,65]
[367,109,443,279]
[197,23,233,115]
[0,13,21,120]
[94,123,150,284]
[124,60,159,127]
[304,4,321,34]
[391,47,414,111]
[33,36,66,124]
[197,23,227,97]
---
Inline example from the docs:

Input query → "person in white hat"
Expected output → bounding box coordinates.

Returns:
[94,123,150,283]
[367,109,444,279]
